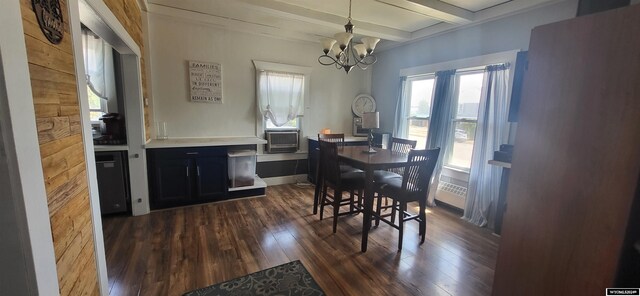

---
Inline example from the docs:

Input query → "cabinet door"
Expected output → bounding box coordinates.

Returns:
[153,158,192,208]
[195,157,227,200]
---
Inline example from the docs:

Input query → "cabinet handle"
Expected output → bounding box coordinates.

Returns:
[186,166,189,177]
[186,152,199,155]
[197,165,200,176]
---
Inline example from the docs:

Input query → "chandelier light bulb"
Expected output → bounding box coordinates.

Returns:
[334,32,353,50]
[361,37,381,53]
[331,45,343,59]
[353,43,367,59]
[320,38,337,54]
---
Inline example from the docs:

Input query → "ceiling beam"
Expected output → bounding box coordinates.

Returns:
[234,0,412,42]
[147,3,322,44]
[376,0,474,24]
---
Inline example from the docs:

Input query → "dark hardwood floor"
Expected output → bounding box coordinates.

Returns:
[102,184,499,296]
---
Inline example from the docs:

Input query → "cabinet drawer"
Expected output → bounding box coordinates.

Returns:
[150,146,227,159]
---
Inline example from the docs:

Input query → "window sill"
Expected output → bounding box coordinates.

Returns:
[443,166,470,174]
[442,166,470,182]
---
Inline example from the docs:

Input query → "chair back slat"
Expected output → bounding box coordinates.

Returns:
[319,140,341,185]
[389,137,417,175]
[401,148,440,195]
[390,137,417,154]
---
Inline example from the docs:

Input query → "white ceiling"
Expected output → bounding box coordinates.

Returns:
[146,0,564,48]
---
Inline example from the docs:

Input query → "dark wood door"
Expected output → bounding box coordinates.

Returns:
[195,157,227,200]
[492,5,640,295]
[153,158,192,208]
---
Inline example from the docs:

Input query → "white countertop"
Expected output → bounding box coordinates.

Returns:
[309,136,368,142]
[145,137,267,149]
[94,145,129,152]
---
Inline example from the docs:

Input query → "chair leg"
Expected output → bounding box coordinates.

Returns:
[319,184,328,221]
[375,193,382,227]
[357,189,363,209]
[313,158,322,215]
[313,177,321,215]
[332,189,342,233]
[349,190,355,213]
[398,202,407,251]
[390,200,397,224]
[419,200,427,244]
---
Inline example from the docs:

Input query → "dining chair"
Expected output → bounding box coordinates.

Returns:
[318,140,365,233]
[373,137,417,182]
[313,133,361,215]
[373,148,440,250]
[373,137,417,209]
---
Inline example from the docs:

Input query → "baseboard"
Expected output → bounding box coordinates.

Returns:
[263,174,308,186]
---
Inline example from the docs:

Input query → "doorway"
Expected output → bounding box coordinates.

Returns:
[70,0,151,293]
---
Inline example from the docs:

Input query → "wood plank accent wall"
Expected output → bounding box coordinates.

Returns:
[20,0,99,294]
[103,0,152,140]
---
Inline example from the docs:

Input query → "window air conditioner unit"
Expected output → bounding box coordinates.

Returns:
[265,131,299,153]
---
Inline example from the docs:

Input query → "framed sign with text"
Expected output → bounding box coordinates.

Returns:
[188,61,222,103]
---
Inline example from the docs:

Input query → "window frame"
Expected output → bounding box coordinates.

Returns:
[442,70,485,172]
[402,74,435,148]
[264,116,301,130]
[252,61,312,153]
[87,85,108,124]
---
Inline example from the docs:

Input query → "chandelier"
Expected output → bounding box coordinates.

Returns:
[318,0,380,73]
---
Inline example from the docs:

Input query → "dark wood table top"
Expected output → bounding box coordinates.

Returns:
[337,145,409,170]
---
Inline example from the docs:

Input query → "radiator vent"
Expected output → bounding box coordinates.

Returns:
[266,131,299,153]
[438,177,468,197]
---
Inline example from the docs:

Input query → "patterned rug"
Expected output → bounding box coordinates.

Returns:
[183,260,325,296]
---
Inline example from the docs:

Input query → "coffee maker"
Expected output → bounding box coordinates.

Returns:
[95,113,126,145]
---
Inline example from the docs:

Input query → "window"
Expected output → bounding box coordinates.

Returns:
[257,70,305,131]
[404,76,435,148]
[446,72,484,170]
[87,85,107,122]
[265,117,299,129]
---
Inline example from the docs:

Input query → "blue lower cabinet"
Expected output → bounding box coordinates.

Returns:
[195,157,228,200]
[148,147,228,210]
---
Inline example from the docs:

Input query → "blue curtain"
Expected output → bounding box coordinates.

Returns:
[463,64,510,226]
[393,77,408,138]
[425,70,457,205]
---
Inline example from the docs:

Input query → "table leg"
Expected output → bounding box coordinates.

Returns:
[361,168,374,252]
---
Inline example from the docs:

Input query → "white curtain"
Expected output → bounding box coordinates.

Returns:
[463,64,510,227]
[258,71,304,127]
[82,29,111,100]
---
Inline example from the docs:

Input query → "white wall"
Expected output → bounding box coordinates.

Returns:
[148,14,370,139]
[0,71,31,295]
[0,0,60,293]
[371,0,579,132]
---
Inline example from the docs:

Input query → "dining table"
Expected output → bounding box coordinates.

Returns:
[337,145,410,252]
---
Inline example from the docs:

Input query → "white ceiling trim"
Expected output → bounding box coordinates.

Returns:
[377,0,565,51]
[234,0,411,42]
[147,0,567,52]
[147,3,323,44]
[376,0,474,24]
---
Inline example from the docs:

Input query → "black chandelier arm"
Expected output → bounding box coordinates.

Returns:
[318,54,340,66]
